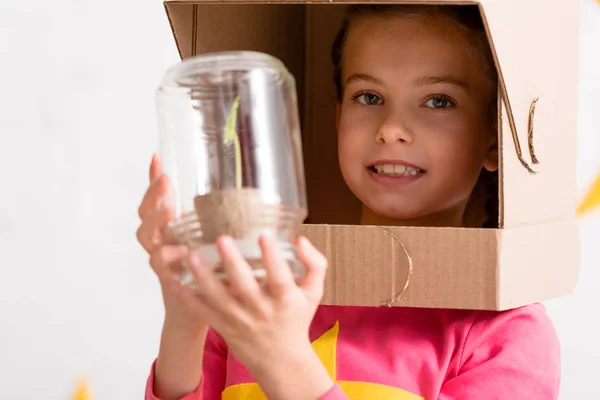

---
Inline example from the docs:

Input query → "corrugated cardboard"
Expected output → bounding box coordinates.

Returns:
[162,0,579,310]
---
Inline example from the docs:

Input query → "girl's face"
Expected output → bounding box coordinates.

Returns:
[337,15,498,227]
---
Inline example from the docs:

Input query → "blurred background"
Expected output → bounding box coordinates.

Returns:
[0,0,598,398]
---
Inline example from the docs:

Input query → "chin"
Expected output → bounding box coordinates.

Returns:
[371,204,426,220]
[362,195,429,221]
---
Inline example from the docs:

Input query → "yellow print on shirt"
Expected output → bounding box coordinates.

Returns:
[222,322,424,400]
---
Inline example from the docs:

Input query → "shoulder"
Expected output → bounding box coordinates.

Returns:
[462,303,559,361]
[458,304,560,396]
[438,304,561,399]
[466,303,558,350]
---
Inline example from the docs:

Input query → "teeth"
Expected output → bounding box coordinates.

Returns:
[394,165,406,174]
[373,164,422,176]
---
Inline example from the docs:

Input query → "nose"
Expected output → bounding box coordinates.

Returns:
[375,111,414,144]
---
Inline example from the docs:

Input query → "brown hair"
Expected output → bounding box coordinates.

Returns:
[331,5,499,228]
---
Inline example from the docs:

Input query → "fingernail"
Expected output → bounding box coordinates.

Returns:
[220,236,234,248]
[298,236,307,247]
[259,234,274,244]
[300,236,314,252]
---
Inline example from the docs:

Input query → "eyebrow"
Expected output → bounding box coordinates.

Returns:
[412,75,470,90]
[345,73,383,86]
[344,73,471,91]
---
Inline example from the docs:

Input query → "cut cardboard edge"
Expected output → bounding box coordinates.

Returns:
[299,219,579,311]
[299,224,502,310]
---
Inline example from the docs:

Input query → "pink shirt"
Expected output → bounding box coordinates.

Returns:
[146,303,560,399]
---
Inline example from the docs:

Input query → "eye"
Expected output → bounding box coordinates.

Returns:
[423,95,456,109]
[351,92,384,106]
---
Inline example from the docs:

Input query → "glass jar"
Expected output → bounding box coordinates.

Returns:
[156,51,307,287]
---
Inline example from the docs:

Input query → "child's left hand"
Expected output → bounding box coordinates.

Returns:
[186,234,334,400]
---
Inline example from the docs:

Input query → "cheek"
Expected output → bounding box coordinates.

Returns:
[425,124,487,175]
[338,129,359,175]
[338,107,375,160]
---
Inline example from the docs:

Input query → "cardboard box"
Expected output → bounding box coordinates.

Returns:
[163,0,579,310]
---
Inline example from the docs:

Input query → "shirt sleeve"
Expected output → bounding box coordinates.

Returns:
[439,303,561,400]
[145,329,228,400]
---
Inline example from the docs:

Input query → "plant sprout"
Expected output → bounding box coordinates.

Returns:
[224,95,242,189]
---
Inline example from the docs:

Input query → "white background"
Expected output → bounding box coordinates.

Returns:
[0,0,598,399]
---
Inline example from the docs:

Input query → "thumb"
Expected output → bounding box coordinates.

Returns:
[150,153,163,183]
[297,236,328,302]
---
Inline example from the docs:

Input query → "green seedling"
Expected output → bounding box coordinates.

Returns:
[224,96,242,189]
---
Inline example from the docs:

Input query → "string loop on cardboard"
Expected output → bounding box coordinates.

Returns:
[375,227,413,308]
[502,90,540,174]
[527,97,540,165]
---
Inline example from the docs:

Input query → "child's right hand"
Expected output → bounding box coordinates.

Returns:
[136,154,209,336]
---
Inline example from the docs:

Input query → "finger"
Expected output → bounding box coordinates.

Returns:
[149,245,189,281]
[216,236,262,305]
[149,153,163,183]
[259,235,295,299]
[296,236,328,302]
[163,270,215,319]
[159,269,224,333]
[138,174,168,219]
[187,251,240,314]
[136,207,174,253]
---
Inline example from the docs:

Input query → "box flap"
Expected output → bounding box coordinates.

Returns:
[299,224,500,309]
[300,221,579,310]
[479,0,579,227]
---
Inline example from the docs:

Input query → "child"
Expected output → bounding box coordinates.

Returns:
[138,5,560,400]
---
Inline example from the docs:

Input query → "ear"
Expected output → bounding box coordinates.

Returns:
[482,131,499,172]
[335,103,341,133]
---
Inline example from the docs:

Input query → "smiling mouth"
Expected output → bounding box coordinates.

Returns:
[368,164,426,176]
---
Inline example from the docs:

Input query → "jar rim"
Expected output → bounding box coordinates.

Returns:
[159,51,289,89]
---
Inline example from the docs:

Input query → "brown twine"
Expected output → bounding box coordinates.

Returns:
[500,83,540,174]
[528,97,540,165]
[375,227,414,307]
